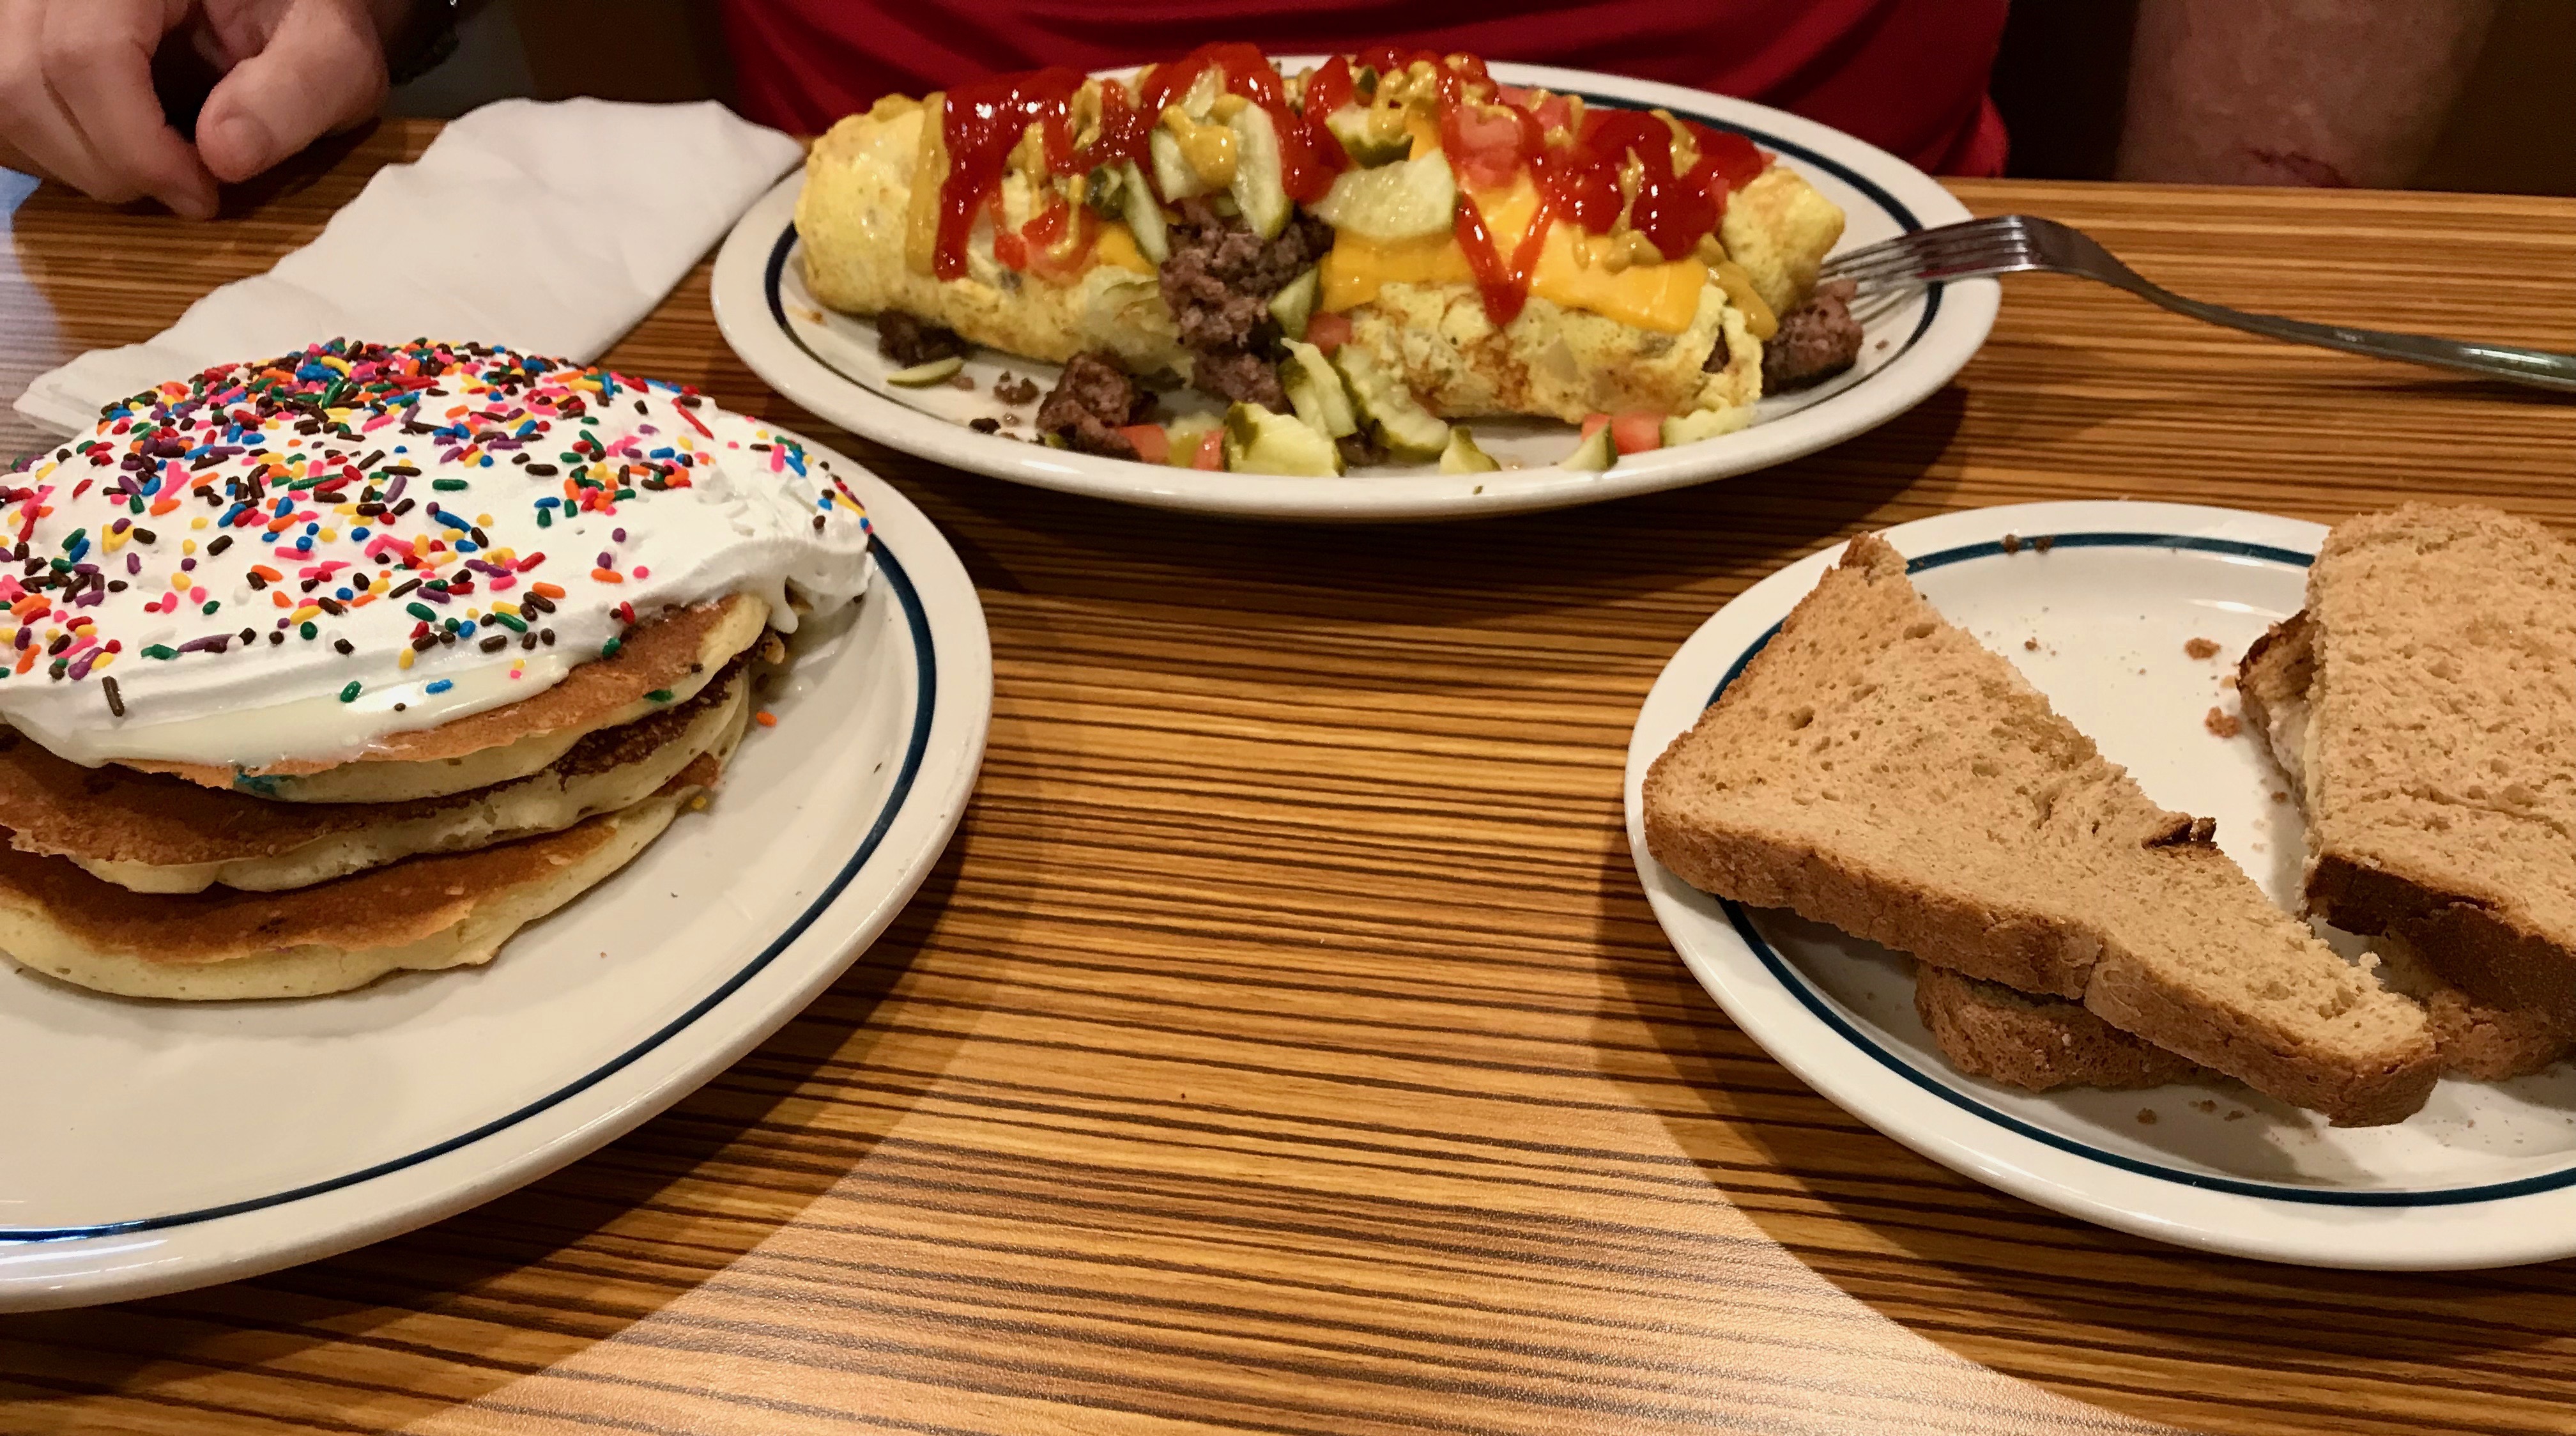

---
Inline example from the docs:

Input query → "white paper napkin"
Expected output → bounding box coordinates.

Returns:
[13,97,803,434]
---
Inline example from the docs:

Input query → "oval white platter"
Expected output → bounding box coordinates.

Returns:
[710,60,1998,522]
[0,433,992,1311]
[1625,499,2576,1270]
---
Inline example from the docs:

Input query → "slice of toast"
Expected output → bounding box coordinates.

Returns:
[1644,533,2437,1125]
[2273,505,2576,1029]
[1915,964,2208,1092]
[2235,507,2576,1051]
[1917,943,2564,1086]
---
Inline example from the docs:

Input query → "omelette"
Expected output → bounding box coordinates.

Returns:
[796,45,1857,474]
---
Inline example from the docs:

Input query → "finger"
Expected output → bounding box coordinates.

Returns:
[0,133,57,187]
[194,0,388,185]
[0,0,89,192]
[39,0,218,217]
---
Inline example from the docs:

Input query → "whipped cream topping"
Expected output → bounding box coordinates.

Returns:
[0,339,873,769]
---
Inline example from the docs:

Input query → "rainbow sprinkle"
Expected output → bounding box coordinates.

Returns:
[0,339,873,725]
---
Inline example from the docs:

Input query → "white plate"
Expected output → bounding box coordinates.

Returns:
[710,61,1998,522]
[1624,500,2576,1270]
[0,435,992,1311]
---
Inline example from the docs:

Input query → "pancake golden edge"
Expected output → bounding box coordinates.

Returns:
[1,666,751,894]
[0,741,735,1002]
[116,594,768,805]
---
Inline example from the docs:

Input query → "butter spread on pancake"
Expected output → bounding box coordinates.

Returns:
[0,339,871,769]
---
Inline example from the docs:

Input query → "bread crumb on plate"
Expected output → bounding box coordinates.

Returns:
[2184,637,2221,660]
[2205,706,2242,738]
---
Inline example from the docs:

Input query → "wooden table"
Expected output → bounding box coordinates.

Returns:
[6,120,2576,1436]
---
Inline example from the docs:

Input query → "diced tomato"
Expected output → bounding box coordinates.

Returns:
[1119,424,1170,465]
[1441,99,1538,190]
[1303,311,1353,355]
[1021,201,1098,282]
[1192,430,1225,470]
[992,229,1029,271]
[1581,412,1610,440]
[1611,410,1664,455]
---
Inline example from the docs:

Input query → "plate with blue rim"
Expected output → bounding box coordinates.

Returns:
[1623,499,2576,1270]
[710,60,1998,523]
[0,431,992,1311]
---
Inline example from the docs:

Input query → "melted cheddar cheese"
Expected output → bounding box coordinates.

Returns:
[1091,221,1155,275]
[1317,176,1710,334]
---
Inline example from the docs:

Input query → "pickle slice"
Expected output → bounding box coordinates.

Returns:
[885,355,963,387]
[1329,343,1450,459]
[1310,151,1455,243]
[1223,402,1343,476]
[1438,426,1501,474]
[1268,270,1319,341]
[1559,424,1617,472]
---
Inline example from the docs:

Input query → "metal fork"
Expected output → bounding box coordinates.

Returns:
[1820,213,2576,394]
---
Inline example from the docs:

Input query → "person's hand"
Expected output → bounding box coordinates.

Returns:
[0,0,401,219]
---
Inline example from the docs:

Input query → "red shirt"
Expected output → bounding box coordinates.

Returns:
[719,0,2010,177]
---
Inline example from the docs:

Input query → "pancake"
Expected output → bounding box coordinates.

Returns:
[0,661,751,893]
[0,757,724,1001]
[1,340,871,804]
[111,593,770,804]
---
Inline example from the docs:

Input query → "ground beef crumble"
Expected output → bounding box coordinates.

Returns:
[1761,277,1864,390]
[1190,349,1288,410]
[1159,198,1333,410]
[1034,352,1156,459]
[877,311,968,367]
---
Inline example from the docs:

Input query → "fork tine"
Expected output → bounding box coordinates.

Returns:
[1821,227,2034,287]
[1820,235,2020,285]
[1834,215,2026,263]
[1818,215,2023,275]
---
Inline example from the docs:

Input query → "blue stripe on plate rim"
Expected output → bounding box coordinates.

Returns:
[1699,530,2576,1208]
[762,95,1944,387]
[0,537,938,1244]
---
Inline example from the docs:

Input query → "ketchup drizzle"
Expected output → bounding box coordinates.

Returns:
[935,66,1084,281]
[927,45,1774,321]
[1453,192,1552,328]
[1137,42,1346,203]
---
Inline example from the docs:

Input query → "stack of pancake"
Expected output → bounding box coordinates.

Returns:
[0,339,875,1000]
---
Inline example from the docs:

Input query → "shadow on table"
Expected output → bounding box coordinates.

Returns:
[0,828,978,1430]
[1586,828,2576,1436]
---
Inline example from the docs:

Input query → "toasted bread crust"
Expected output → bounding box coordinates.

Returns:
[2235,610,2313,757]
[2311,853,2576,1032]
[2079,936,2434,1125]
[1644,819,2100,998]
[1915,964,2205,1092]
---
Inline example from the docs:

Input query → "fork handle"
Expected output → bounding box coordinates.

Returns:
[2112,279,2576,393]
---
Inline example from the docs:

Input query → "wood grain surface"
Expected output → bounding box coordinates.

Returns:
[6,120,2576,1436]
